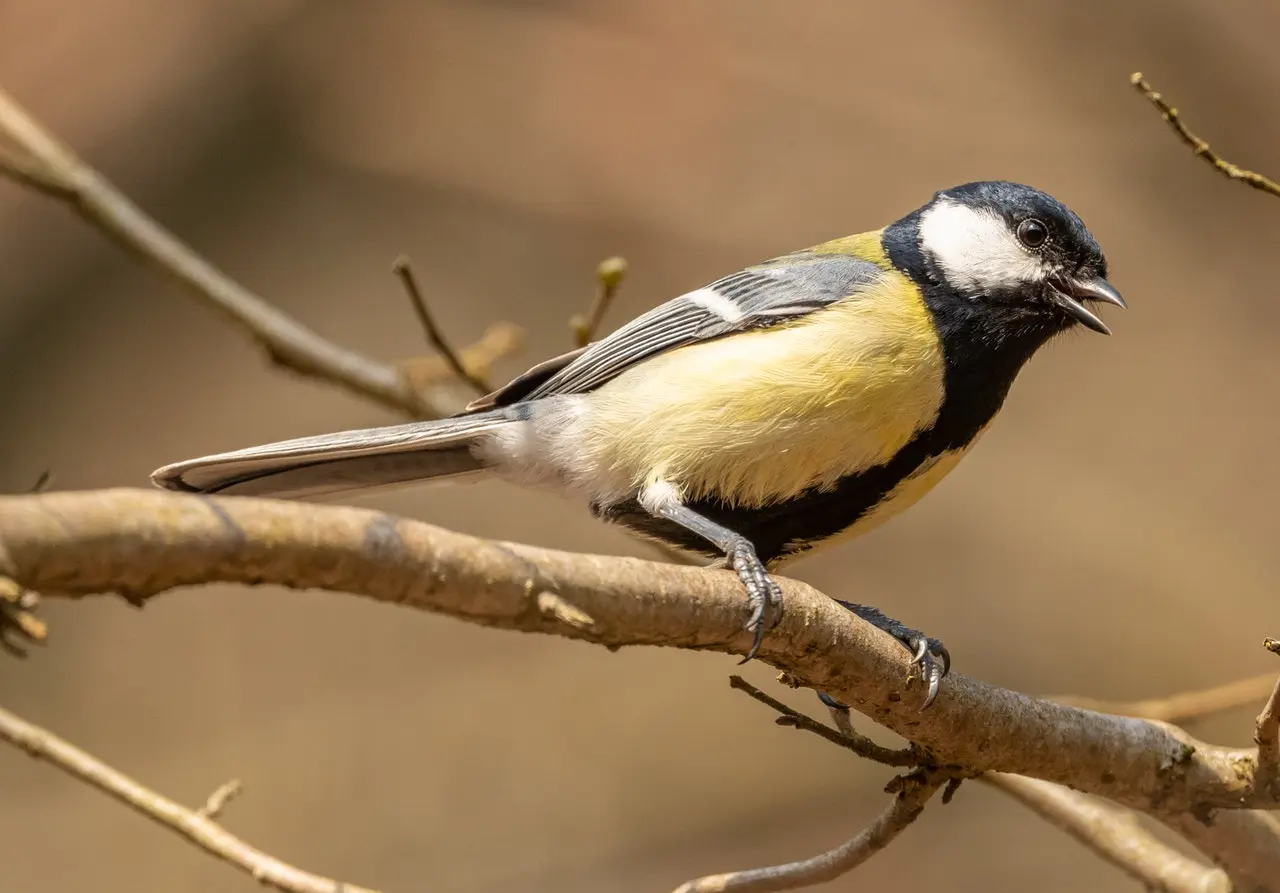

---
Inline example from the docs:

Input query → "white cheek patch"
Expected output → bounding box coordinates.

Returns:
[918,199,1045,293]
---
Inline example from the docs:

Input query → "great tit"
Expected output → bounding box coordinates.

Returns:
[152,181,1123,707]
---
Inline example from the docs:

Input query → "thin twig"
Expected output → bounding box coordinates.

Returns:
[0,84,464,418]
[736,652,1259,892]
[392,255,492,396]
[672,769,946,893]
[0,704,378,893]
[741,650,1233,892]
[28,470,52,493]
[1053,672,1280,724]
[1131,72,1280,198]
[197,778,244,820]
[1255,638,1280,794]
[728,676,920,767]
[571,256,627,347]
[395,321,523,396]
[986,774,1228,893]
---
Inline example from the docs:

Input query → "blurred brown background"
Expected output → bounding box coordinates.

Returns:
[2,1,1278,890]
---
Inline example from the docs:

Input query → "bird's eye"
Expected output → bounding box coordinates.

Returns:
[1017,218,1048,249]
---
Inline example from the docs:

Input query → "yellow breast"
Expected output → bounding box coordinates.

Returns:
[579,273,947,507]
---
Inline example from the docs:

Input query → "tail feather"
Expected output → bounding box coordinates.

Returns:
[151,411,514,499]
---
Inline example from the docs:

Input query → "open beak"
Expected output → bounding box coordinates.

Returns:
[1049,276,1126,335]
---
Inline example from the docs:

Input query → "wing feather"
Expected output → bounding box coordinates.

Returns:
[480,251,887,407]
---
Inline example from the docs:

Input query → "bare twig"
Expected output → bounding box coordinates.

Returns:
[197,778,244,820]
[1131,72,1280,198]
[571,256,627,347]
[0,704,379,893]
[1254,638,1280,794]
[672,769,946,893]
[986,774,1228,893]
[728,675,920,767]
[396,321,523,396]
[1053,672,1280,724]
[0,85,465,418]
[742,644,1239,892]
[392,255,492,396]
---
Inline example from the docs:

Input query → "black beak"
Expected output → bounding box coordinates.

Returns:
[1049,276,1126,335]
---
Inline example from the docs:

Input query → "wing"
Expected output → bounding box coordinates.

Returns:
[474,251,888,408]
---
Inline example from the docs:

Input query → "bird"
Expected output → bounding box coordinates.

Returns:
[151,180,1123,708]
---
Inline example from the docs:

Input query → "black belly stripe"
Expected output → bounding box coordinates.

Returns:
[603,357,1019,564]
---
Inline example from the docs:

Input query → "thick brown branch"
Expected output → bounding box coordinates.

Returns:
[0,85,482,418]
[672,770,946,893]
[986,774,1228,893]
[1131,73,1280,198]
[0,704,378,893]
[0,487,1277,840]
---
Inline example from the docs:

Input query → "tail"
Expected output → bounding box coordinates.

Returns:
[150,410,518,499]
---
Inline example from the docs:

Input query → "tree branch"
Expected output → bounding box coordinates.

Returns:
[733,663,1242,893]
[0,85,522,418]
[671,769,947,893]
[0,488,1277,835]
[1131,72,1280,198]
[0,704,379,893]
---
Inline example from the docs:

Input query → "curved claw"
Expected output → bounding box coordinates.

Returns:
[921,660,943,711]
[728,541,782,664]
[934,641,952,678]
[909,639,948,710]
[830,600,951,710]
[740,619,767,665]
[912,638,929,664]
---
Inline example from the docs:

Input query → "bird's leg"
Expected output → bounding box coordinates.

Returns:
[820,601,951,710]
[640,482,781,663]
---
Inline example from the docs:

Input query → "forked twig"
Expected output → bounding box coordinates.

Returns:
[0,705,378,893]
[672,769,947,893]
[0,85,508,419]
[728,676,920,767]
[1131,73,1280,198]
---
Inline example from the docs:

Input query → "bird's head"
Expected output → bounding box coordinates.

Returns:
[893,181,1125,339]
